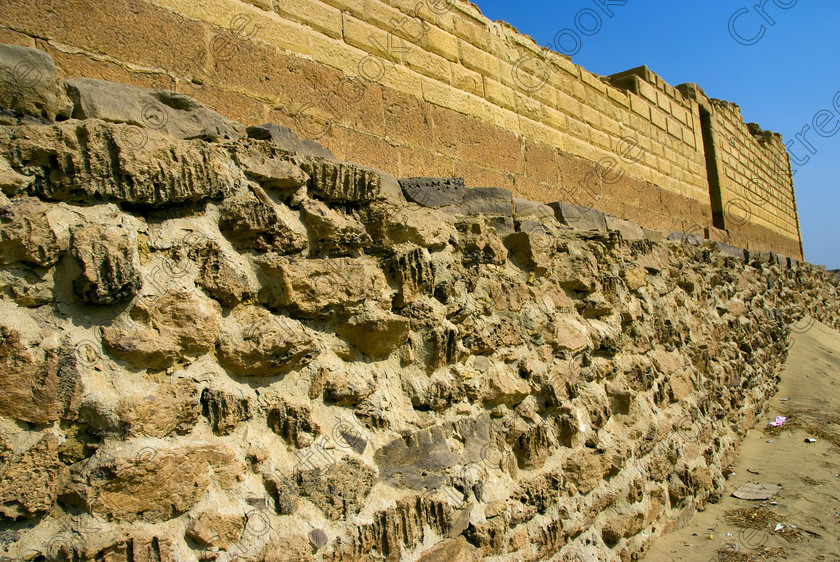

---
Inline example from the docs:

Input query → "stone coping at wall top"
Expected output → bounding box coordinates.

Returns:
[0,43,816,271]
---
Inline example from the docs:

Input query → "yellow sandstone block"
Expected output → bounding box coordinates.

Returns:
[425,26,460,62]
[629,93,649,119]
[514,91,542,123]
[541,105,567,134]
[310,31,364,77]
[519,116,564,148]
[343,12,403,63]
[377,60,423,95]
[451,62,483,97]
[321,0,365,19]
[580,70,606,94]
[650,108,667,131]
[491,106,522,135]
[275,0,343,39]
[421,74,475,115]
[657,91,671,114]
[458,39,498,80]
[147,0,313,56]
[579,104,602,130]
[364,0,412,33]
[403,46,452,84]
[483,77,516,112]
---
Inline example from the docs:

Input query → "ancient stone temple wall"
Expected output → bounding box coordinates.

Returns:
[0,0,803,258]
[0,48,839,560]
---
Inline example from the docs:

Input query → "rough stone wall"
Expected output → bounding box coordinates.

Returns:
[0,70,838,561]
[0,0,802,258]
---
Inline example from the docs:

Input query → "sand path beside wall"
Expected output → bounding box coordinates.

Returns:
[645,318,840,561]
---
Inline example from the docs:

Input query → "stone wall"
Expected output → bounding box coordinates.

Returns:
[0,68,838,561]
[0,0,803,258]
[709,99,801,258]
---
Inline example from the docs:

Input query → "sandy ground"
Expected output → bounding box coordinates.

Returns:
[644,318,840,562]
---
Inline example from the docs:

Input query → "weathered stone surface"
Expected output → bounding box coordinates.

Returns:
[246,123,302,152]
[504,230,552,273]
[218,190,308,254]
[715,241,747,260]
[668,231,703,244]
[335,303,410,358]
[300,198,372,256]
[547,315,592,352]
[1,120,244,206]
[550,202,608,231]
[0,326,81,425]
[602,512,645,547]
[0,75,835,560]
[514,198,558,223]
[512,421,554,470]
[102,290,221,370]
[622,266,648,291]
[452,187,514,216]
[0,432,63,519]
[257,255,390,318]
[200,387,252,435]
[43,529,178,561]
[0,266,54,306]
[185,510,246,548]
[400,176,466,207]
[0,44,71,120]
[642,226,665,242]
[246,122,334,159]
[116,379,200,438]
[564,449,607,494]
[484,368,532,407]
[234,149,309,190]
[259,535,316,562]
[63,442,241,523]
[417,536,481,562]
[217,305,318,377]
[387,246,435,307]
[265,396,320,448]
[70,223,141,304]
[368,201,455,249]
[0,155,32,195]
[453,216,508,265]
[605,215,644,240]
[66,78,243,141]
[375,417,489,492]
[0,197,68,267]
[301,157,385,203]
[330,494,454,560]
[185,237,257,307]
[323,366,376,406]
[283,458,374,521]
[405,366,465,409]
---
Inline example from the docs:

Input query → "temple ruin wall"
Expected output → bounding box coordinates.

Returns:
[0,0,802,258]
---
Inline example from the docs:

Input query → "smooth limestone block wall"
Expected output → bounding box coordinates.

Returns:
[0,0,801,257]
[708,100,802,258]
[618,69,803,260]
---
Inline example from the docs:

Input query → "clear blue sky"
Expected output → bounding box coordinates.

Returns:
[471,0,840,268]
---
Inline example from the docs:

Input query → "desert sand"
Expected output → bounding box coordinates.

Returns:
[644,318,840,561]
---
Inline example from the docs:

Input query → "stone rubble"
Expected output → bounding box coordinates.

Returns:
[0,47,838,562]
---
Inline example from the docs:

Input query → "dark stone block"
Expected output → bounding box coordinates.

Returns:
[246,123,334,158]
[667,231,704,245]
[549,202,608,232]
[399,177,466,207]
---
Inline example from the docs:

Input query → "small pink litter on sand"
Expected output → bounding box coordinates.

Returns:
[769,416,787,427]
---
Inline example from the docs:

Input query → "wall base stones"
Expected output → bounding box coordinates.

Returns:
[0,62,837,562]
